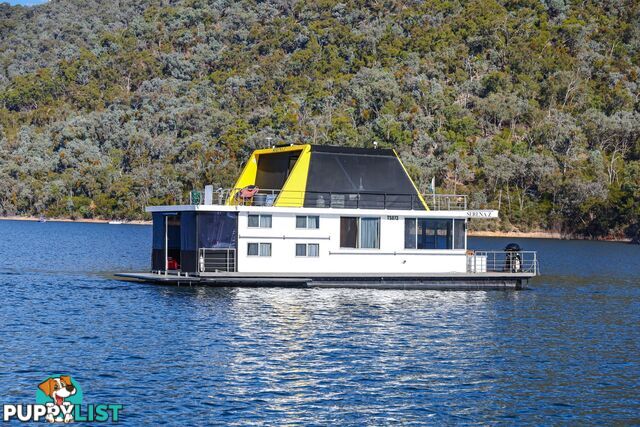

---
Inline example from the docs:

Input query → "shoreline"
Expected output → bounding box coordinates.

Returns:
[468,230,631,243]
[0,215,151,225]
[468,230,564,239]
[0,216,632,242]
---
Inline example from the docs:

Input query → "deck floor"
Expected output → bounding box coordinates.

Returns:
[114,271,535,290]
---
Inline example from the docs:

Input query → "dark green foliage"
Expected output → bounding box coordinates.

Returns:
[0,0,638,240]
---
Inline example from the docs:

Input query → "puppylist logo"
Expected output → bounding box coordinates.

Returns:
[2,375,123,423]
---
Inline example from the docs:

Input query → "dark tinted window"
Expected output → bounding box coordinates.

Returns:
[454,219,465,249]
[417,219,452,249]
[340,217,358,248]
[295,244,306,256]
[404,218,416,249]
[248,243,259,256]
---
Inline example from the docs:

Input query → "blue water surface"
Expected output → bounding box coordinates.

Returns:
[0,220,639,425]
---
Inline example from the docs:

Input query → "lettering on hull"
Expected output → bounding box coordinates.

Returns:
[465,210,498,218]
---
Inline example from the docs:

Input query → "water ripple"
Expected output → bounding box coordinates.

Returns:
[0,221,639,424]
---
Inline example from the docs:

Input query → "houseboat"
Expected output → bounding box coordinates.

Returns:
[116,144,539,289]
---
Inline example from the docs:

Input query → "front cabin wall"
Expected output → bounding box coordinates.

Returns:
[236,211,467,274]
[151,211,238,272]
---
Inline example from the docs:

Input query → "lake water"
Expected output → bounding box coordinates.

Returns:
[1,220,639,425]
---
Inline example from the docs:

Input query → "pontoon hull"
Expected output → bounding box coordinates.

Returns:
[114,272,534,290]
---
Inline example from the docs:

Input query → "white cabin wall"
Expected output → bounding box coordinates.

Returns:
[236,211,467,274]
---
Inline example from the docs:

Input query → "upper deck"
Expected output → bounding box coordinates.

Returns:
[176,143,483,213]
[188,187,469,211]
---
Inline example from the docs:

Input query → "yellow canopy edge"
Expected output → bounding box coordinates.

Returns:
[274,144,312,207]
[393,149,429,211]
[228,144,310,205]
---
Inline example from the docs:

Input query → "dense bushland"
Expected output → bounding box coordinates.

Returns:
[0,0,639,240]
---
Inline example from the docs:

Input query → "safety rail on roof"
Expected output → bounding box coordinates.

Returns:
[189,188,468,210]
[467,251,539,275]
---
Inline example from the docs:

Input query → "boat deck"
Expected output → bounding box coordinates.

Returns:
[114,271,535,290]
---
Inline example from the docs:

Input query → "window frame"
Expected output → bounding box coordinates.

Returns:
[403,218,465,250]
[248,214,272,229]
[359,217,380,249]
[247,242,272,256]
[308,243,320,257]
[453,219,466,250]
[340,216,359,248]
[259,242,271,257]
[295,243,320,257]
[247,242,259,256]
[340,216,381,249]
[295,243,307,257]
[404,218,417,249]
[296,215,320,229]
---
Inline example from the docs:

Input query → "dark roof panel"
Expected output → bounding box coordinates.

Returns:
[303,148,425,210]
[310,145,396,156]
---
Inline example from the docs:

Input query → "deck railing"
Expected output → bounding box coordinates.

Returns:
[190,188,468,210]
[198,248,237,273]
[467,251,538,275]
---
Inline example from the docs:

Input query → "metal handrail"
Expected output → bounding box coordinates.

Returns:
[199,248,237,273]
[467,251,538,275]
[190,187,468,210]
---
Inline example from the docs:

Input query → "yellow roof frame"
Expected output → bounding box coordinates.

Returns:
[228,144,310,205]
[228,144,428,210]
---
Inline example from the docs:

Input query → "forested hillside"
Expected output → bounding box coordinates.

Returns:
[0,0,639,240]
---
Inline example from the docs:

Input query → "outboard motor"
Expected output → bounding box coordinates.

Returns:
[504,243,522,272]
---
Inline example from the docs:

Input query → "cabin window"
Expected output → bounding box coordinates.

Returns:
[453,219,466,249]
[340,217,358,248]
[404,218,465,249]
[308,243,319,256]
[340,217,380,249]
[248,214,272,228]
[420,219,451,249]
[360,218,380,248]
[404,218,417,249]
[259,243,272,256]
[295,243,319,257]
[248,242,271,256]
[295,243,306,256]
[248,242,258,256]
[296,215,319,229]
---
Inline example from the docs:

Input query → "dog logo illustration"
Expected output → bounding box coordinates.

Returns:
[36,375,83,423]
[2,375,122,423]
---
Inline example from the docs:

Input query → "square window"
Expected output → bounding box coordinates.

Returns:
[260,215,272,228]
[308,243,319,257]
[415,219,453,249]
[248,215,259,228]
[308,216,319,229]
[259,243,271,257]
[296,216,307,228]
[247,242,258,256]
[295,243,306,256]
